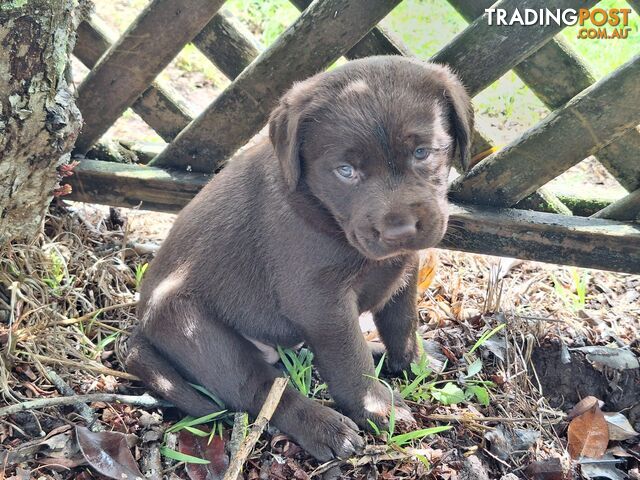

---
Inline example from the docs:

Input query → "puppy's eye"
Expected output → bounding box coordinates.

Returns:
[413,147,430,161]
[336,164,356,180]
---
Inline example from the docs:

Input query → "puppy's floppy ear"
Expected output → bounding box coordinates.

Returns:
[441,68,474,172]
[269,77,319,191]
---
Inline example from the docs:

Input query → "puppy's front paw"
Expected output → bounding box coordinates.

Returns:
[350,383,416,432]
[293,405,364,461]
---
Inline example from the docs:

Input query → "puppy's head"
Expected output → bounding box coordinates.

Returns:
[269,56,473,260]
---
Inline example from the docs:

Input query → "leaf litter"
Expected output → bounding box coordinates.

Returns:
[0,203,638,478]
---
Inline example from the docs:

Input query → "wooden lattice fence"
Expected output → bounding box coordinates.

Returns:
[65,0,640,274]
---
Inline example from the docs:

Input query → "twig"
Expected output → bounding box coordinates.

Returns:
[423,413,537,423]
[142,442,163,478]
[223,377,288,480]
[21,352,140,381]
[53,301,138,327]
[0,392,165,418]
[46,369,103,431]
[228,412,249,458]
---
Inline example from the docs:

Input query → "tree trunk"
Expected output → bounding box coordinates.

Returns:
[0,0,84,243]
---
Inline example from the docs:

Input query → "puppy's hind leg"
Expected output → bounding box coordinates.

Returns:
[139,301,363,461]
[125,333,221,417]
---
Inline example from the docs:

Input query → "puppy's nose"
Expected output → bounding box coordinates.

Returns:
[381,222,417,244]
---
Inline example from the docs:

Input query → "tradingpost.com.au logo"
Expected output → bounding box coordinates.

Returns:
[485,7,633,39]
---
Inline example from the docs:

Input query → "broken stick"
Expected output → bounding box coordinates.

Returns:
[223,377,288,480]
[0,392,166,417]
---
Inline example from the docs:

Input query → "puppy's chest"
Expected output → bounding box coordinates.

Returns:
[353,259,412,313]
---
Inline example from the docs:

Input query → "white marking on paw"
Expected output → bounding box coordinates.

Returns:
[363,391,388,416]
[153,374,173,393]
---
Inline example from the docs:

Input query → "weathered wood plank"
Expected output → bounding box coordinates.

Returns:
[596,127,640,192]
[447,0,595,108]
[447,0,639,191]
[192,9,262,80]
[151,0,402,172]
[450,55,640,207]
[444,204,640,274]
[65,160,640,273]
[74,19,193,143]
[432,0,598,97]
[591,189,640,222]
[74,0,225,153]
[289,0,408,57]
[66,160,209,212]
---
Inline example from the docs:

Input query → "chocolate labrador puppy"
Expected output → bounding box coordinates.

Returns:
[126,56,472,461]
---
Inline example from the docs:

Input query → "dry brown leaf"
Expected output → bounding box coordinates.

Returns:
[603,412,639,441]
[567,396,605,421]
[567,404,609,460]
[76,426,144,480]
[524,457,565,480]
[417,249,438,296]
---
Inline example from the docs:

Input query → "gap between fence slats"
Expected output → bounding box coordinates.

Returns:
[449,0,640,192]
[450,55,640,207]
[149,0,402,172]
[74,19,193,143]
[74,0,226,153]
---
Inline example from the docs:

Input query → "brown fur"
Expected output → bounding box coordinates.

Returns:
[126,56,473,461]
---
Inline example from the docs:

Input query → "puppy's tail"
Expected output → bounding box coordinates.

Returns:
[125,333,223,417]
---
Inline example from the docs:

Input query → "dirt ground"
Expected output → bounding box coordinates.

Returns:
[0,202,638,479]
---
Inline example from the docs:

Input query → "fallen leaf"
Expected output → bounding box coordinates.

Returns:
[178,429,228,480]
[579,455,629,480]
[567,396,605,421]
[1,432,76,467]
[76,425,144,480]
[417,249,438,296]
[524,457,565,480]
[567,404,609,460]
[573,346,639,370]
[603,412,639,441]
[484,425,540,460]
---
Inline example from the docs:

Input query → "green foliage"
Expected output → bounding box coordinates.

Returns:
[134,262,148,291]
[278,346,326,397]
[469,324,506,355]
[161,410,228,464]
[43,250,68,293]
[159,446,211,464]
[552,268,589,311]
[366,377,452,448]
[226,0,299,46]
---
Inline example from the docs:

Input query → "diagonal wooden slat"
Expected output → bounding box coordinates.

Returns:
[596,127,640,192]
[74,19,193,143]
[66,160,640,273]
[431,0,598,97]
[449,0,640,192]
[150,0,402,172]
[74,0,226,153]
[450,55,640,207]
[192,9,262,80]
[591,189,640,222]
[288,0,410,57]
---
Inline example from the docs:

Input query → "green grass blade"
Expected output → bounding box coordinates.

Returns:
[469,323,506,354]
[189,383,225,409]
[160,446,210,464]
[390,425,452,445]
[166,411,227,433]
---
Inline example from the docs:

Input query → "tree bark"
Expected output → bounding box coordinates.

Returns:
[0,0,84,243]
